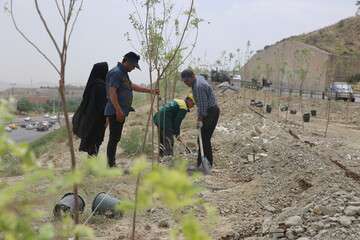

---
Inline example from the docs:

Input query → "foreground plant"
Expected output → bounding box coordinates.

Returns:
[118,156,217,240]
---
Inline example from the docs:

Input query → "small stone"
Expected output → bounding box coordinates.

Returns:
[339,216,352,226]
[349,202,360,206]
[271,232,285,239]
[285,230,296,240]
[312,206,322,215]
[293,226,304,234]
[344,206,360,216]
[314,221,325,230]
[158,219,170,228]
[319,206,336,216]
[262,217,272,234]
[285,216,303,226]
[264,205,276,212]
[271,228,285,233]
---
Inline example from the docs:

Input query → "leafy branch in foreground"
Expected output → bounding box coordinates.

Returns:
[0,100,123,240]
[118,156,217,240]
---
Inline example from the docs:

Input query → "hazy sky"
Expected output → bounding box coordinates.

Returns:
[0,0,357,90]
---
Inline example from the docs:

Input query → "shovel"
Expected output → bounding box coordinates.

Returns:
[198,128,212,175]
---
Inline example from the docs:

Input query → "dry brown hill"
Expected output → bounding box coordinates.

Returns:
[285,16,360,56]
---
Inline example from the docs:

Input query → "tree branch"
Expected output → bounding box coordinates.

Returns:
[54,0,65,22]
[9,0,60,74]
[157,0,194,82]
[61,0,66,19]
[67,0,84,48]
[34,0,62,57]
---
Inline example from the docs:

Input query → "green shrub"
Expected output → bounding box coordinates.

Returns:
[120,127,151,155]
[0,153,23,177]
[29,127,67,157]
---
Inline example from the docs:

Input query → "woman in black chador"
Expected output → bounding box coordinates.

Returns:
[73,62,108,156]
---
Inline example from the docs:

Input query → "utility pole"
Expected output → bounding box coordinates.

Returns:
[10,83,16,98]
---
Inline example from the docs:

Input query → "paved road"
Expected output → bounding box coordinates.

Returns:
[9,127,57,143]
[7,116,60,143]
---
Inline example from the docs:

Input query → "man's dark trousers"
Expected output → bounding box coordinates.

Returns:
[159,128,174,156]
[197,106,220,167]
[107,116,124,167]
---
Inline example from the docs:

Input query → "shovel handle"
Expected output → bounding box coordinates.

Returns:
[198,128,205,158]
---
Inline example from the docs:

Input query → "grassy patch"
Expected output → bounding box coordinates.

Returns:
[0,153,23,177]
[29,127,67,157]
[120,127,152,156]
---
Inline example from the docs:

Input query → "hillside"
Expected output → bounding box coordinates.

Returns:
[285,16,360,56]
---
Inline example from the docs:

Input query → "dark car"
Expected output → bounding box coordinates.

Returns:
[36,123,49,132]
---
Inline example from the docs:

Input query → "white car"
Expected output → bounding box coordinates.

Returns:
[24,117,31,121]
[44,114,50,118]
[26,123,36,130]
[50,115,58,120]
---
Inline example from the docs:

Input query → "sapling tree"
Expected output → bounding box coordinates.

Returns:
[294,49,310,129]
[7,0,84,231]
[126,0,201,160]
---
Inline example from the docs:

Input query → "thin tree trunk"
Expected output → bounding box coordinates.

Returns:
[59,72,79,228]
[131,173,141,240]
[324,99,331,137]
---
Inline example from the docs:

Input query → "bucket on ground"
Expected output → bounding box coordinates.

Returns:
[53,193,85,218]
[266,104,272,113]
[250,99,256,106]
[311,110,317,116]
[280,105,288,112]
[91,192,123,218]
[303,113,311,122]
[255,101,263,108]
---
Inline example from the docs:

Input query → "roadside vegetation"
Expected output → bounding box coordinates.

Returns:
[29,127,67,157]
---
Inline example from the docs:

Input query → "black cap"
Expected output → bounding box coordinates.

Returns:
[181,69,194,80]
[124,51,141,70]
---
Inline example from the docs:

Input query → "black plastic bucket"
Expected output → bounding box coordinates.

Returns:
[311,110,317,116]
[255,101,263,108]
[290,110,297,115]
[303,113,310,122]
[266,104,272,113]
[53,193,85,218]
[280,105,288,112]
[91,192,122,218]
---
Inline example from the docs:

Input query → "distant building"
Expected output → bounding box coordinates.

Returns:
[0,85,84,101]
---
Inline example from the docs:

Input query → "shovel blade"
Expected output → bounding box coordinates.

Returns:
[200,157,212,175]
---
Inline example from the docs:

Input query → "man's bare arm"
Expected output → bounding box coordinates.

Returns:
[132,83,159,95]
[109,87,123,114]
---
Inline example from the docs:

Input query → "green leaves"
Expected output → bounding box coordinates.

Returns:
[181,215,210,240]
[120,156,214,239]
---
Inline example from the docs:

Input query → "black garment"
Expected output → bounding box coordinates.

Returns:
[74,62,108,156]
[197,106,220,167]
[107,115,125,167]
[159,127,174,157]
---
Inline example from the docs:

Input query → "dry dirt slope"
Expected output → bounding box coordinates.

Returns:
[13,88,360,239]
[286,16,360,57]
